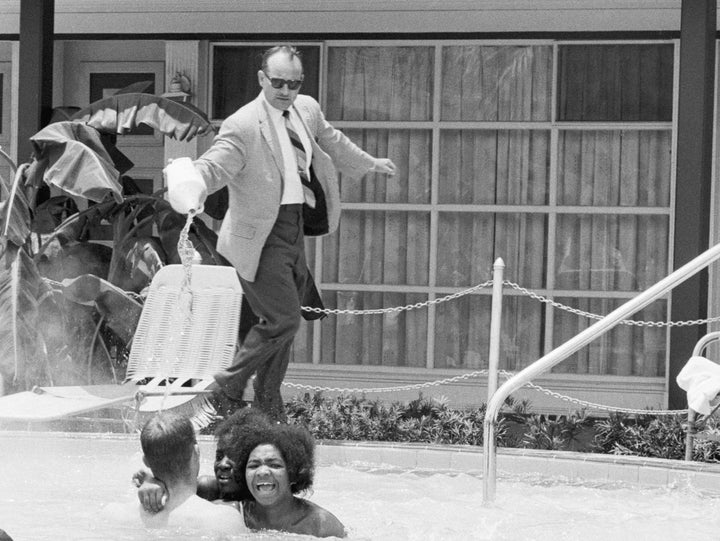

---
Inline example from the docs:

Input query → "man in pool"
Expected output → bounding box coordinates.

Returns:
[105,412,246,535]
[135,409,346,538]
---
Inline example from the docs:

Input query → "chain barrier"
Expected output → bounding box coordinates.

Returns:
[282,368,688,417]
[47,271,694,418]
[293,277,712,415]
[301,278,720,328]
[495,371,686,416]
[503,280,720,328]
[300,280,493,316]
[283,370,489,394]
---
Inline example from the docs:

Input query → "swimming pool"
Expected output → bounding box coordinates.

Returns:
[1,431,720,540]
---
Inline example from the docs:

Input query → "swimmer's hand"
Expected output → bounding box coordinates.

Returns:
[137,475,168,513]
[131,468,150,488]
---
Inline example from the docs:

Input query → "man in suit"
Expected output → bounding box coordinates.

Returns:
[172,45,396,422]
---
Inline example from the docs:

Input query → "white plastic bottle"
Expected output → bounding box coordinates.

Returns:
[164,157,207,215]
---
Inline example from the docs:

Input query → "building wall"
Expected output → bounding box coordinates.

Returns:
[1,1,715,414]
[0,1,689,35]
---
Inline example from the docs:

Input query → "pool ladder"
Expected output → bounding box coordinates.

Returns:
[483,241,720,504]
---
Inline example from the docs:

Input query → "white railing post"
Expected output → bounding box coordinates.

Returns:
[482,241,720,504]
[487,258,505,405]
[483,258,504,505]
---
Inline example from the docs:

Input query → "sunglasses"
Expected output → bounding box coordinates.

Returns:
[263,71,303,90]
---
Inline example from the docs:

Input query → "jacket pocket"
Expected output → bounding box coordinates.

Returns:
[230,222,256,239]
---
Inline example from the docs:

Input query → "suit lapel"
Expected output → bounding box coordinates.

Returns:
[257,96,285,175]
[291,102,317,151]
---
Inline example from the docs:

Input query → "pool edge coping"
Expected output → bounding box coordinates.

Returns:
[3,431,720,494]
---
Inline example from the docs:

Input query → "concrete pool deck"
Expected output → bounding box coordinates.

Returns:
[3,430,720,496]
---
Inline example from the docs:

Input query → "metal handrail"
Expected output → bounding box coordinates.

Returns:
[482,241,720,504]
[691,331,720,357]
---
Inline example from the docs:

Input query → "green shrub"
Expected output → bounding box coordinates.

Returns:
[281,392,720,463]
[593,412,691,459]
[286,392,493,445]
[519,411,590,451]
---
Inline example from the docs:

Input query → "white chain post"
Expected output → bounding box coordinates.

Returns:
[487,258,505,405]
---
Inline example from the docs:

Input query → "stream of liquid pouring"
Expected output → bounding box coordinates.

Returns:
[159,210,197,408]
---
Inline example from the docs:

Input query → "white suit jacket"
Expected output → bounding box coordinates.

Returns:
[193,93,375,281]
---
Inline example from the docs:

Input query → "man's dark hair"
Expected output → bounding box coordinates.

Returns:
[261,45,303,72]
[141,412,196,482]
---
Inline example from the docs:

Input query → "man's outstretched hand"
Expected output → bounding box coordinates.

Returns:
[371,158,397,176]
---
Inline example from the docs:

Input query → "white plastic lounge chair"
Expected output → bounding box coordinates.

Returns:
[0,264,242,428]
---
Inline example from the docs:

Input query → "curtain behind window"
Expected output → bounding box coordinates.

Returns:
[320,43,672,375]
[323,47,433,366]
[436,46,551,370]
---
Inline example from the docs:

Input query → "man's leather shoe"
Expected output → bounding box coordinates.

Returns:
[209,385,246,418]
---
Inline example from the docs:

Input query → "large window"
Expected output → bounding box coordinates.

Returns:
[210,41,675,377]
[211,44,321,120]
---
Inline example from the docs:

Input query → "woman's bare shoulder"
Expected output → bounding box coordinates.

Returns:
[298,499,347,538]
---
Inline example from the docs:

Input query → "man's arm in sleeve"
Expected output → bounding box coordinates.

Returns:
[193,115,249,194]
[304,97,376,179]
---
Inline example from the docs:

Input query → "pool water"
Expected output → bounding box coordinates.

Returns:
[1,432,720,540]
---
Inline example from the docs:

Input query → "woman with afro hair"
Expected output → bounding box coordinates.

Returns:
[228,419,346,537]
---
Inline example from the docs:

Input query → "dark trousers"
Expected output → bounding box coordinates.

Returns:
[214,204,309,422]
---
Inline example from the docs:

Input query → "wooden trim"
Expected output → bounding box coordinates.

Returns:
[339,203,672,214]
[0,1,686,35]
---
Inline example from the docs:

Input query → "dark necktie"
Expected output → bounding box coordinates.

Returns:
[282,110,316,208]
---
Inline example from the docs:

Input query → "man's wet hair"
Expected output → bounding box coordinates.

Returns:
[141,412,196,482]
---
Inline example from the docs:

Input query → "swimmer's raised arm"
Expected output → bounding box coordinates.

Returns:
[134,470,222,512]
[132,468,167,513]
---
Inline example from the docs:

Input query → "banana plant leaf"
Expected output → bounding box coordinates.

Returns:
[59,273,142,343]
[0,164,32,248]
[36,239,113,284]
[32,196,80,235]
[0,247,45,387]
[109,236,165,293]
[27,122,123,204]
[71,93,216,142]
[0,146,17,174]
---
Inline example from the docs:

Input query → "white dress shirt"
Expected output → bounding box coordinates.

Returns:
[262,94,313,205]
